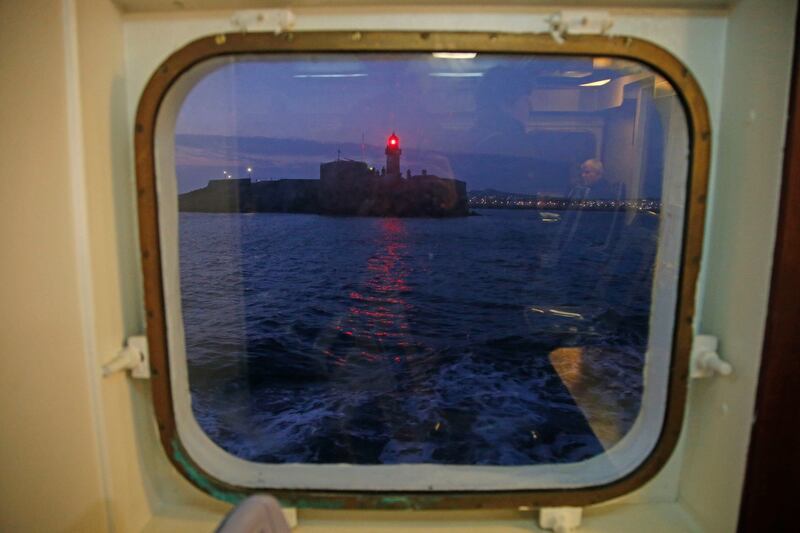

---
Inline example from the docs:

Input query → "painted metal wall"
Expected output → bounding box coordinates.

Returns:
[0,0,794,531]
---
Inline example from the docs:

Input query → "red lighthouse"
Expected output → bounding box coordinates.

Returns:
[385,132,401,177]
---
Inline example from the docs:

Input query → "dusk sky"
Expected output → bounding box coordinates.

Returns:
[174,54,669,196]
[176,54,564,155]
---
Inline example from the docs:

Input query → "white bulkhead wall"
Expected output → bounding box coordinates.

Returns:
[0,0,794,531]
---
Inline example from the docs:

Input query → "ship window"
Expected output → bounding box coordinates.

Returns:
[135,32,709,507]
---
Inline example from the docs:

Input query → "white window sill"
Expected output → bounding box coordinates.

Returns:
[143,501,701,532]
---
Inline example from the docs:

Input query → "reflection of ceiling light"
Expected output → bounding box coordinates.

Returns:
[561,70,592,78]
[549,309,584,319]
[432,52,477,59]
[293,73,367,78]
[429,72,483,77]
[580,78,611,87]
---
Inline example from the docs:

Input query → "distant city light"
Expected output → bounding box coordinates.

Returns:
[580,78,612,87]
[247,167,253,173]
[429,72,484,78]
[467,194,661,214]
[432,52,477,59]
[293,73,367,78]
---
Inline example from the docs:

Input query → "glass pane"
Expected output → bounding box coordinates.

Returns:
[174,53,688,467]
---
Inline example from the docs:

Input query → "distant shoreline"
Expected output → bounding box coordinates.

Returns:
[468,204,661,213]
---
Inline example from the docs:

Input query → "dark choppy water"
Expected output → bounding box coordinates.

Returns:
[180,209,657,465]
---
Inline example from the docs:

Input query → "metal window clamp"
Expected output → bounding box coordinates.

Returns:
[230,9,296,34]
[539,506,583,532]
[546,10,614,44]
[691,334,733,378]
[102,335,150,379]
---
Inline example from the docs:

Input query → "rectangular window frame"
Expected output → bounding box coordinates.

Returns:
[134,30,711,509]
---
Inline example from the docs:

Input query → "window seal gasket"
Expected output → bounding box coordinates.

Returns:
[134,30,711,509]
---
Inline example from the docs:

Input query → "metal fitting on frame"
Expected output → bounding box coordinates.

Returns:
[230,9,296,35]
[546,11,614,44]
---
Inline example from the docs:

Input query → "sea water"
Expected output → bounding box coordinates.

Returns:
[180,209,657,465]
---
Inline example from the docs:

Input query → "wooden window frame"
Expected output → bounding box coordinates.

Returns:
[134,30,711,509]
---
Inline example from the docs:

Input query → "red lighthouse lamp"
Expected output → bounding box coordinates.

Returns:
[385,132,402,176]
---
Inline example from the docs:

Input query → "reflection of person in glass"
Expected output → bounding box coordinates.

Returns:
[576,159,614,200]
[473,66,532,156]
[566,159,623,249]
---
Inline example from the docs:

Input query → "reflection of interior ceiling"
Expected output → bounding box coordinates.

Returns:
[529,73,654,113]
[533,57,646,88]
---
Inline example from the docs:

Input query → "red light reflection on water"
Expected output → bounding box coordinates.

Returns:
[330,218,413,364]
